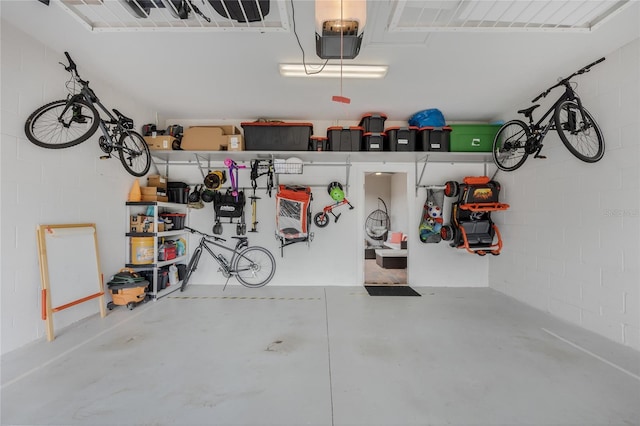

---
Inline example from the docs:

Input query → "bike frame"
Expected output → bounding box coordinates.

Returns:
[319,198,354,223]
[192,233,252,277]
[61,62,140,155]
[526,83,582,154]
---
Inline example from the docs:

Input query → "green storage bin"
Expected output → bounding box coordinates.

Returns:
[449,124,502,152]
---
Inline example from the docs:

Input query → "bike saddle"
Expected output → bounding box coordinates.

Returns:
[517,104,540,119]
[231,236,248,242]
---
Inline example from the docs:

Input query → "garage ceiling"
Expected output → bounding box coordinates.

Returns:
[2,1,639,123]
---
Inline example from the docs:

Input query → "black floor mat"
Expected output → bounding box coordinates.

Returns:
[364,286,421,297]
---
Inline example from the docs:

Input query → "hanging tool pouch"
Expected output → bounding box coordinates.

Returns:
[213,190,245,218]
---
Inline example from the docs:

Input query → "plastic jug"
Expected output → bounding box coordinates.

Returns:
[169,264,178,286]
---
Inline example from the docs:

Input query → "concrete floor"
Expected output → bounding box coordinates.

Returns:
[2,286,639,426]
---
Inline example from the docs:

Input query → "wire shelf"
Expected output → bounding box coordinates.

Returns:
[274,159,303,174]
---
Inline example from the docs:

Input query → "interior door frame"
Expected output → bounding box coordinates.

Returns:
[355,163,415,286]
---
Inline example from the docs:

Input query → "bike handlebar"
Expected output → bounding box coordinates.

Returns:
[531,57,605,103]
[63,51,77,72]
[185,226,226,242]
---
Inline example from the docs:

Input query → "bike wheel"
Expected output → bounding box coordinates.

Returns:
[24,99,100,149]
[180,247,202,292]
[493,120,530,172]
[233,246,276,288]
[554,100,604,162]
[118,131,151,177]
[314,212,329,228]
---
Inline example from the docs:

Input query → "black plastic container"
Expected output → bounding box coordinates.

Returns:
[418,126,451,152]
[160,213,186,230]
[386,126,418,151]
[167,182,190,204]
[309,136,329,151]
[362,132,387,151]
[176,264,187,280]
[241,122,313,151]
[327,126,364,151]
[359,113,387,133]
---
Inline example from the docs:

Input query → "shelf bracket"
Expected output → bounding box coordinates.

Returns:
[415,154,430,196]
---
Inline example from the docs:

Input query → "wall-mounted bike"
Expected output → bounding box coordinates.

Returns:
[493,57,605,172]
[313,182,354,228]
[24,52,151,177]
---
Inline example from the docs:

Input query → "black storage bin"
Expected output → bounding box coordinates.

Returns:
[167,182,190,204]
[386,126,418,151]
[327,126,364,151]
[241,122,313,151]
[176,264,187,280]
[419,126,451,152]
[359,113,387,133]
[157,268,169,290]
[309,136,329,151]
[363,132,386,151]
[160,213,186,230]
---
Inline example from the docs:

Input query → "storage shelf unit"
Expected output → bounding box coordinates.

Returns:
[125,201,188,299]
[150,150,494,196]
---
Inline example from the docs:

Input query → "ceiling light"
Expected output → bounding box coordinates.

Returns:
[279,64,387,79]
[315,0,366,59]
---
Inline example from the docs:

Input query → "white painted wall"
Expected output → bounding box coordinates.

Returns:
[489,38,640,351]
[1,21,156,354]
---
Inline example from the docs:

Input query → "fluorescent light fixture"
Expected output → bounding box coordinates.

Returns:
[279,64,388,79]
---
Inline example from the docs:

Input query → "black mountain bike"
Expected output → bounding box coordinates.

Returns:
[24,52,151,177]
[181,227,276,291]
[492,57,605,172]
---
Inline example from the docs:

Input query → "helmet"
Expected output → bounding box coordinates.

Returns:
[201,189,215,203]
[328,181,344,202]
[204,170,227,190]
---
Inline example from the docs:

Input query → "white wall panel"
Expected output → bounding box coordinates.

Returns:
[489,37,640,351]
[1,22,156,355]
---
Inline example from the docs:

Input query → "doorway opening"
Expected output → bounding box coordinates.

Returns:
[363,172,408,286]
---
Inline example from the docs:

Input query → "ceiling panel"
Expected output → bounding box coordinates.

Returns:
[59,0,290,32]
[388,0,631,32]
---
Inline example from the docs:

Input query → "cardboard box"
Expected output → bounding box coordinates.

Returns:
[227,133,244,151]
[141,188,168,202]
[144,135,177,151]
[147,175,167,190]
[181,126,244,151]
[141,194,169,202]
[130,214,152,233]
[129,215,165,232]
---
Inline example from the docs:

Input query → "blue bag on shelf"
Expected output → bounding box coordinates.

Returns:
[409,109,446,128]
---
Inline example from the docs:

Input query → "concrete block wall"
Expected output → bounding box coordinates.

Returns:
[1,21,156,355]
[489,38,640,351]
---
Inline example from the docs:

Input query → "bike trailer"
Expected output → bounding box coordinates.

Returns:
[276,185,312,255]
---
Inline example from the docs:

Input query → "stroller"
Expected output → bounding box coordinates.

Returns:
[275,185,313,257]
[212,189,246,235]
[440,176,510,256]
